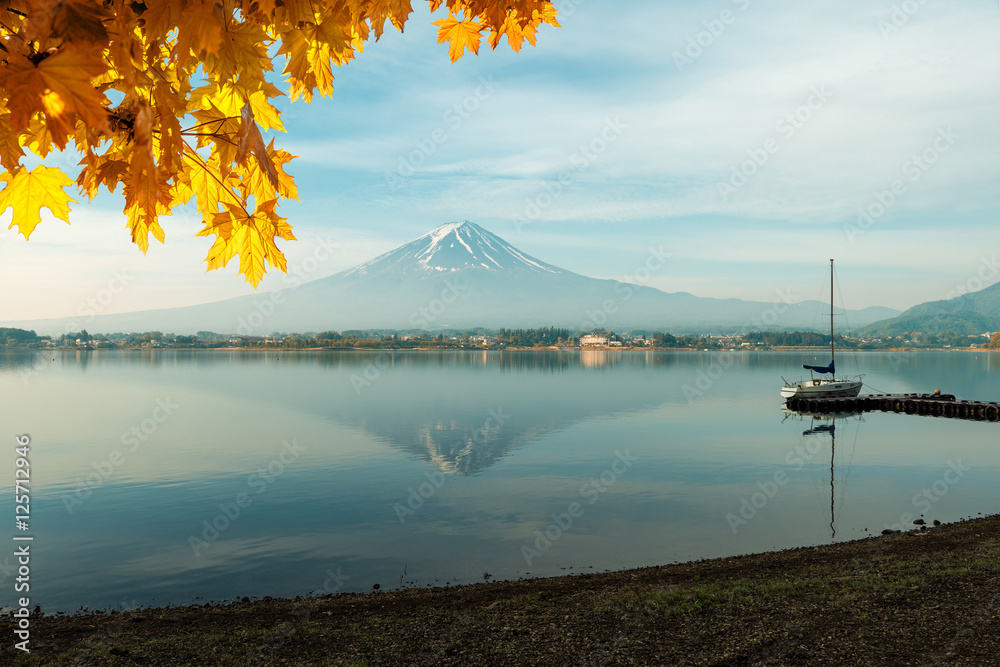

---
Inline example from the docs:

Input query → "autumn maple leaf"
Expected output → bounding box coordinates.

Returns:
[432,16,484,62]
[0,45,109,149]
[198,200,296,287]
[0,165,76,239]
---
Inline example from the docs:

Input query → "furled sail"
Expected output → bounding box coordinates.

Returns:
[803,360,835,375]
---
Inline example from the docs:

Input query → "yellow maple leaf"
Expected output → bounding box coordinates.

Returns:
[252,0,278,17]
[188,102,242,169]
[277,28,318,103]
[193,80,285,132]
[182,146,241,215]
[106,11,144,91]
[76,155,131,198]
[203,20,272,84]
[98,161,132,193]
[137,0,184,40]
[198,199,295,287]
[0,114,25,172]
[273,0,315,27]
[20,115,59,159]
[382,0,416,35]
[236,139,297,203]
[175,0,226,65]
[154,102,185,176]
[246,87,285,133]
[235,101,280,193]
[534,3,561,27]
[432,15,483,62]
[0,165,76,239]
[130,101,159,198]
[122,170,171,253]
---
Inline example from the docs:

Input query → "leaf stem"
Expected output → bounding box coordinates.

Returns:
[181,141,249,218]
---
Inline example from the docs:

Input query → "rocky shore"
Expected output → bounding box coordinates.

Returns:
[4,514,998,666]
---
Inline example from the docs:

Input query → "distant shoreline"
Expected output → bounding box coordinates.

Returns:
[9,345,997,353]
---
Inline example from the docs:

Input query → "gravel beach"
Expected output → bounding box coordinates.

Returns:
[4,514,999,666]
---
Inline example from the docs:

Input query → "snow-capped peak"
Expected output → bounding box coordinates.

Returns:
[343,221,562,278]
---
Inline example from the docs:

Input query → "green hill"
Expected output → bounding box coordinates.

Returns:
[862,280,1000,337]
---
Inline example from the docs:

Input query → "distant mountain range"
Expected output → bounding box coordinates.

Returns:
[3,221,901,335]
[861,279,1000,337]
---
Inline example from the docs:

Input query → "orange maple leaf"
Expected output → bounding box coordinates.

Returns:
[53,0,113,46]
[432,15,483,62]
[0,45,109,149]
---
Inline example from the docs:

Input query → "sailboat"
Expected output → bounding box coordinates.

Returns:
[779,259,863,399]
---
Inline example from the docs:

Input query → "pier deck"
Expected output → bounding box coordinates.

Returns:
[784,393,1000,422]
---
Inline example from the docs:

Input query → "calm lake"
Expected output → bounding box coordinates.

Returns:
[1,349,998,613]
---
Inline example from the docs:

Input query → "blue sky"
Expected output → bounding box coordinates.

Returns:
[2,0,999,321]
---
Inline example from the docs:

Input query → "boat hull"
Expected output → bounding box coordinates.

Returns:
[780,379,863,399]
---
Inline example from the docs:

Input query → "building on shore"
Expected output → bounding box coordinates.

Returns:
[580,334,609,347]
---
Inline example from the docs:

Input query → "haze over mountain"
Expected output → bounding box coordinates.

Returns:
[861,278,1000,337]
[2,222,899,335]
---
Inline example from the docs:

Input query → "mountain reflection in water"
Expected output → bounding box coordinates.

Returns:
[1,349,997,613]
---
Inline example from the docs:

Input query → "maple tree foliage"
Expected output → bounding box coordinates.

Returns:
[0,0,559,286]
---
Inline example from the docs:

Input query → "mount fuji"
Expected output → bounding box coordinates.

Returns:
[4,221,899,335]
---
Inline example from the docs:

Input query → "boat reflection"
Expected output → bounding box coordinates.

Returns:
[782,407,864,540]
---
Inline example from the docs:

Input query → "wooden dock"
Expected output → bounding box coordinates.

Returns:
[785,393,1000,422]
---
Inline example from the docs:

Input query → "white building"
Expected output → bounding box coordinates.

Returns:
[580,334,609,347]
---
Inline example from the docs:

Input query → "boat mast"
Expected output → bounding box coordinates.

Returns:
[829,259,834,371]
[830,421,836,540]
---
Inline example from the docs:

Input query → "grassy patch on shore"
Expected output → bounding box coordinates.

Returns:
[638,577,804,614]
[615,554,984,617]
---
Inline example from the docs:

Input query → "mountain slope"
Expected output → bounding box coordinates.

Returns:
[861,280,1000,336]
[2,221,900,335]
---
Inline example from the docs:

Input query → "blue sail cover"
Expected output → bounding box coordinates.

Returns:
[803,360,835,375]
[803,424,835,436]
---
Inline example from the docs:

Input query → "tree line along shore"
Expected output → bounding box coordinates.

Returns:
[3,326,999,351]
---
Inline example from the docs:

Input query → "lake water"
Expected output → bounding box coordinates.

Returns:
[1,349,998,613]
